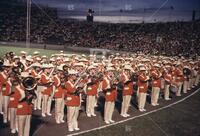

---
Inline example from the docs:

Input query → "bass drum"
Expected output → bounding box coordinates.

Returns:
[170,85,178,93]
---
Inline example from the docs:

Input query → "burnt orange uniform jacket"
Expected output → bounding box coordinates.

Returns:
[17,101,33,115]
[65,80,80,107]
[123,81,133,96]
[8,85,24,108]
[40,73,53,96]
[121,73,134,96]
[175,68,184,82]
[2,79,12,96]
[53,75,65,98]
[86,81,99,96]
[15,82,33,115]
[151,69,161,88]
[102,76,117,102]
[137,73,149,93]
[164,72,173,85]
[0,72,7,92]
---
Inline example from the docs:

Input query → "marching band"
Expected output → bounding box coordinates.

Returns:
[0,50,200,135]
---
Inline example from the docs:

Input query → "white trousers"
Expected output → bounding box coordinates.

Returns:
[121,95,131,115]
[104,101,115,122]
[183,81,189,93]
[9,108,18,131]
[0,91,3,113]
[55,97,65,122]
[42,94,52,115]
[36,86,43,109]
[67,106,79,130]
[189,79,193,89]
[164,84,170,100]
[17,115,31,136]
[151,87,160,105]
[86,95,96,115]
[3,95,9,122]
[176,82,183,96]
[161,78,165,90]
[138,93,147,110]
[195,74,200,86]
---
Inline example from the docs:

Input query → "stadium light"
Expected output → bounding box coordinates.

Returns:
[26,0,31,48]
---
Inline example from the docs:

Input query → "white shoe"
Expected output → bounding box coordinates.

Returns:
[165,98,171,101]
[139,109,143,112]
[120,114,127,117]
[156,103,159,106]
[42,113,46,117]
[47,113,52,116]
[3,119,7,123]
[92,113,96,117]
[56,120,60,124]
[109,120,115,123]
[0,112,4,115]
[142,109,146,112]
[105,121,110,124]
[125,114,130,117]
[87,114,91,117]
[60,120,65,123]
[11,129,16,134]
[152,103,156,106]
[37,107,41,110]
[74,128,80,131]
[68,128,74,132]
[34,107,37,110]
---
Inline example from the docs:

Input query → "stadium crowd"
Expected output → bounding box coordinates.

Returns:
[0,0,200,57]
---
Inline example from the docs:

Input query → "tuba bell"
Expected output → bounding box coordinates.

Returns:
[22,76,37,91]
[21,76,37,104]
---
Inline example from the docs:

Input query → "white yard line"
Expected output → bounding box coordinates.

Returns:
[68,88,200,136]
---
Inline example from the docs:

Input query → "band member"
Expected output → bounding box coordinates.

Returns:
[188,62,194,90]
[2,74,12,123]
[8,77,22,134]
[182,65,191,93]
[120,65,134,117]
[163,65,173,100]
[17,77,36,136]
[85,65,99,117]
[102,67,117,124]
[65,70,80,132]
[137,66,149,112]
[53,69,65,124]
[175,64,184,96]
[151,64,162,106]
[192,63,198,87]
[41,64,54,117]
[31,63,42,110]
[195,63,200,86]
[0,65,9,117]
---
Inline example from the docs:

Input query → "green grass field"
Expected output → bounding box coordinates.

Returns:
[0,45,78,57]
